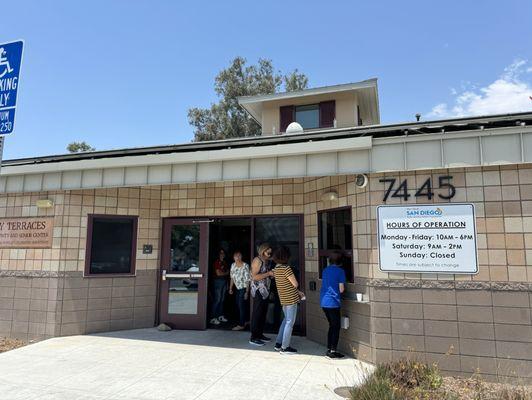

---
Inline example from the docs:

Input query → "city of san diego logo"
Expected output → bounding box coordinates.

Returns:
[406,208,443,217]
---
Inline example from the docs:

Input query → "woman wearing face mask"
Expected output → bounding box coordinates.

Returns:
[248,243,274,346]
[210,248,229,326]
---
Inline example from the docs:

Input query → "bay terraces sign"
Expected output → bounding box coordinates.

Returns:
[0,217,54,248]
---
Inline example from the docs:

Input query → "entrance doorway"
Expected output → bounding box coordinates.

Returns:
[208,218,251,327]
[159,215,305,334]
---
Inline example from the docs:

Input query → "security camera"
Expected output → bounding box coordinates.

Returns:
[355,174,368,189]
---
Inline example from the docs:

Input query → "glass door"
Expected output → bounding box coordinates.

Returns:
[253,215,305,335]
[159,218,209,330]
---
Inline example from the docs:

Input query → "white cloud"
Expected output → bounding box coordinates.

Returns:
[427,59,532,119]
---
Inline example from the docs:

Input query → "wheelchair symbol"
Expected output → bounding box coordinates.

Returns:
[0,48,14,79]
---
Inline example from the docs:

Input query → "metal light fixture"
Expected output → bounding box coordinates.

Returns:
[36,199,54,209]
[321,190,338,202]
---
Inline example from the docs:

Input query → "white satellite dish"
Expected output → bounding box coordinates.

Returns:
[286,122,304,134]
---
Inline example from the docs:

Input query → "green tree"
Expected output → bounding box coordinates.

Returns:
[188,57,309,141]
[284,69,308,92]
[67,141,95,153]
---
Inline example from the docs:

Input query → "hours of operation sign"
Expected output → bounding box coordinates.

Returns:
[377,204,478,274]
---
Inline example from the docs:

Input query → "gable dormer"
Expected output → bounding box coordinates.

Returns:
[238,79,380,135]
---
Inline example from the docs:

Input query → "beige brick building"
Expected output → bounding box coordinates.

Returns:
[1,81,532,381]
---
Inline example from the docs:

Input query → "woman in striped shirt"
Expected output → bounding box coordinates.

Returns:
[272,246,300,355]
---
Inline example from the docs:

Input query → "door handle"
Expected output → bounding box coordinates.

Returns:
[162,270,204,280]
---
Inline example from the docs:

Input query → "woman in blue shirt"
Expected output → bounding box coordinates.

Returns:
[320,250,346,359]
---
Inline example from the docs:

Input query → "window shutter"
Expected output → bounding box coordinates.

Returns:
[319,101,335,128]
[280,105,294,133]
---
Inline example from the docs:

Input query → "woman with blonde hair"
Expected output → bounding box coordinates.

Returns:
[248,242,274,346]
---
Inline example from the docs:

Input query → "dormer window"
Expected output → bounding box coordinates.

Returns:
[238,79,380,135]
[295,104,319,129]
[280,100,336,133]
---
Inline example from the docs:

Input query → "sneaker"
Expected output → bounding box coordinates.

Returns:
[280,346,297,355]
[249,339,265,347]
[218,316,228,323]
[274,343,282,351]
[232,325,245,331]
[210,318,220,325]
[259,335,271,342]
[326,350,342,359]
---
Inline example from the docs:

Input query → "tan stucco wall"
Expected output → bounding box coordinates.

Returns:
[261,103,279,135]
[335,92,358,128]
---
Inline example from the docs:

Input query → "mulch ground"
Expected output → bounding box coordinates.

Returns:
[0,337,26,353]
[441,376,532,400]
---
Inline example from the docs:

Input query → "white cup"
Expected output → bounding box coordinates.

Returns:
[356,293,363,302]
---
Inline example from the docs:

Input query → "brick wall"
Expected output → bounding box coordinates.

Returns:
[370,283,532,381]
[302,164,532,380]
[0,273,61,340]
[0,187,161,340]
[1,165,532,380]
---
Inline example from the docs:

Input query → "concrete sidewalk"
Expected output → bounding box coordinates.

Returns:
[0,328,371,400]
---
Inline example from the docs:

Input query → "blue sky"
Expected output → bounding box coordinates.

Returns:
[1,0,531,159]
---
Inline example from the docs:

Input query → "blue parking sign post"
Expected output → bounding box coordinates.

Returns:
[0,40,24,136]
[0,40,24,170]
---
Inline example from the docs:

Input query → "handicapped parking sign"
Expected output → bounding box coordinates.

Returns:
[0,40,24,135]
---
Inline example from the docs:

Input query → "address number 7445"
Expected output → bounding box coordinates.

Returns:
[379,176,456,202]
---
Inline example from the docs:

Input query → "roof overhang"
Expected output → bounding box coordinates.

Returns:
[238,79,380,125]
[4,111,531,168]
[2,115,532,194]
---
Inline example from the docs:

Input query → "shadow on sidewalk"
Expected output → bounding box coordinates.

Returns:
[89,327,330,357]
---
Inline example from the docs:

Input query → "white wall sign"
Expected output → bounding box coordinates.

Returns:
[377,203,478,274]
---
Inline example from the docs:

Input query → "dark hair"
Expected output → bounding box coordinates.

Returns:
[273,246,291,265]
[328,250,343,265]
[233,249,242,256]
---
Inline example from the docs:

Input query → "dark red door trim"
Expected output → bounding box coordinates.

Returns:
[159,218,210,330]
[158,214,306,335]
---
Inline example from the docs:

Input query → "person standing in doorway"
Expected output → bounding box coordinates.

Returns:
[320,250,346,359]
[229,250,251,331]
[272,246,300,355]
[249,243,274,346]
[210,248,229,325]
